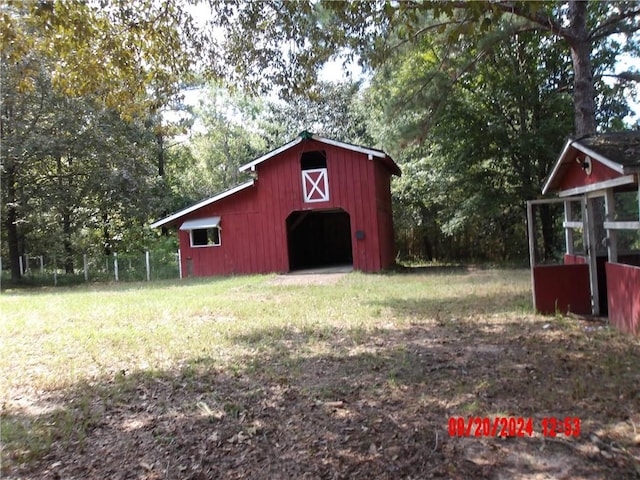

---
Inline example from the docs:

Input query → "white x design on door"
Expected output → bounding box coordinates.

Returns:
[302,168,329,203]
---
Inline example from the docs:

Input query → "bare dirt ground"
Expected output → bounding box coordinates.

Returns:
[3,272,640,480]
[267,266,353,286]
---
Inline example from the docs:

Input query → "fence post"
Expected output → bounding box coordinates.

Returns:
[114,253,119,282]
[177,249,182,279]
[53,256,58,286]
[145,251,150,281]
[19,256,24,276]
[40,256,44,275]
[83,254,88,282]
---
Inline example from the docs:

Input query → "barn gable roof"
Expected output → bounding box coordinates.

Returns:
[542,131,640,195]
[149,180,255,229]
[239,131,401,176]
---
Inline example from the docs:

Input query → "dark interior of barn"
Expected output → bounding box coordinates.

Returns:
[286,209,353,270]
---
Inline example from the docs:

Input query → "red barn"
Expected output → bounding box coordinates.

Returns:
[151,132,401,276]
[527,132,640,334]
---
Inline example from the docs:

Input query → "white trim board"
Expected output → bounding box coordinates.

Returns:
[557,175,636,198]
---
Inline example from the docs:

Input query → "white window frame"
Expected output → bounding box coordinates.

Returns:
[190,226,222,248]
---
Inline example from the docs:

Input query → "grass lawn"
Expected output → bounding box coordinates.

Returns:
[2,268,640,479]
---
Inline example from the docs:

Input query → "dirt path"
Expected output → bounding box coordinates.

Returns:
[267,265,352,286]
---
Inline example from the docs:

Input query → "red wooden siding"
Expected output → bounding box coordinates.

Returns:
[177,139,397,276]
[375,159,396,269]
[564,254,587,265]
[606,263,640,335]
[532,264,592,315]
[558,153,621,192]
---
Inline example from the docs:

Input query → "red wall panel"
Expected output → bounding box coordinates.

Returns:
[564,254,587,265]
[532,264,592,315]
[558,154,621,192]
[606,262,640,335]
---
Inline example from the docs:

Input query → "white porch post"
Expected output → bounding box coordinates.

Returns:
[145,251,150,281]
[583,196,600,316]
[114,253,119,282]
[604,189,618,263]
[564,200,574,255]
[526,201,537,310]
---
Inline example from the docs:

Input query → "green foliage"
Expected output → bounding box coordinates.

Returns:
[1,1,202,281]
[261,80,374,148]
[1,0,201,117]
[162,84,265,204]
[370,29,576,261]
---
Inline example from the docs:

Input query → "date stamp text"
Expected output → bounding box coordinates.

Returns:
[448,416,581,438]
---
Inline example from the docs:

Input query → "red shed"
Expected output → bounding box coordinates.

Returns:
[527,132,640,334]
[151,132,401,276]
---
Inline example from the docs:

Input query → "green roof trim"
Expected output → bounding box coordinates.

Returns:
[299,130,314,139]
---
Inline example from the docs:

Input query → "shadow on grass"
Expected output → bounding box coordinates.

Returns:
[371,289,532,320]
[4,314,640,480]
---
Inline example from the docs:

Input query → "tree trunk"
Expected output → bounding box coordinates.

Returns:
[103,212,112,256]
[63,210,74,274]
[567,0,597,137]
[2,93,22,282]
[157,133,165,177]
[56,154,75,273]
[4,163,22,282]
[5,203,22,282]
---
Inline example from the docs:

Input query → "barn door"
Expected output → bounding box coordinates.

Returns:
[302,169,329,203]
[286,209,352,271]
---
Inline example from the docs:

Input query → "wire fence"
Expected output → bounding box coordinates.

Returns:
[1,250,181,287]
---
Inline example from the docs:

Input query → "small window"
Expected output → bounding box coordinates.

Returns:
[301,150,326,170]
[191,227,221,247]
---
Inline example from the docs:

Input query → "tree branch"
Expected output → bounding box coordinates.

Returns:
[445,1,568,38]
[497,2,568,36]
[597,71,640,82]
[589,8,640,42]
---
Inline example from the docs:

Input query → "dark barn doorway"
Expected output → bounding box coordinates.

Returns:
[286,209,353,271]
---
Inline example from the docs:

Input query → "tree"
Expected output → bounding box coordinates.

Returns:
[163,84,265,203]
[210,1,640,137]
[1,0,201,116]
[261,80,374,148]
[1,0,201,281]
[1,59,162,275]
[365,27,598,261]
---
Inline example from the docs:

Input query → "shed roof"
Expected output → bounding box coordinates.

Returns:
[149,180,255,229]
[542,131,640,195]
[239,131,402,176]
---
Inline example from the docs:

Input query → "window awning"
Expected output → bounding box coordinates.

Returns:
[179,216,220,230]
